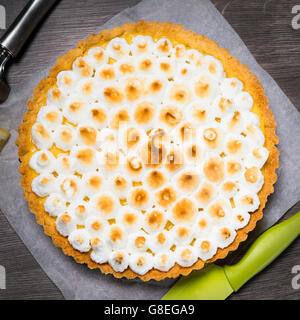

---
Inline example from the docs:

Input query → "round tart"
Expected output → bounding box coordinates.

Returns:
[17,21,279,281]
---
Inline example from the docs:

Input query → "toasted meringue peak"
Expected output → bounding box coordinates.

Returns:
[176,122,196,143]
[116,58,137,76]
[122,127,144,150]
[194,76,213,99]
[243,166,264,193]
[184,143,202,164]
[103,85,124,106]
[77,125,98,146]
[231,208,251,230]
[54,154,74,175]
[186,49,204,67]
[155,185,178,208]
[146,77,166,97]
[63,96,88,124]
[106,224,127,249]
[37,106,63,129]
[88,105,108,128]
[82,172,103,195]
[234,191,260,212]
[173,44,186,59]
[245,124,265,146]
[149,128,169,149]
[175,246,198,267]
[47,87,64,105]
[244,167,260,184]
[174,63,195,81]
[56,213,76,237]
[225,135,245,158]
[57,70,78,94]
[156,232,167,246]
[69,229,91,252]
[154,252,175,272]
[215,226,237,249]
[129,252,154,275]
[29,150,55,174]
[202,126,223,151]
[226,158,243,177]
[187,101,213,124]
[137,56,155,73]
[106,37,130,60]
[221,180,237,198]
[193,213,214,235]
[195,238,217,261]
[110,107,130,129]
[101,150,120,172]
[174,169,200,193]
[53,125,75,151]
[108,250,129,272]
[32,173,55,197]
[85,215,108,235]
[145,169,167,189]
[226,111,243,132]
[59,175,80,200]
[194,181,216,206]
[168,83,192,105]
[86,47,108,67]
[73,57,93,78]
[155,38,173,56]
[171,224,194,245]
[69,201,89,220]
[171,198,196,224]
[110,173,129,195]
[128,231,149,252]
[125,155,144,176]
[117,208,141,232]
[203,156,225,183]
[140,140,166,168]
[148,231,172,253]
[159,104,183,128]
[220,78,243,100]
[131,35,155,55]
[214,95,234,116]
[134,100,155,125]
[123,77,144,102]
[129,187,150,209]
[44,193,66,217]
[165,148,184,173]
[92,192,118,218]
[31,122,52,150]
[144,209,166,233]
[204,55,224,79]
[245,146,269,169]
[97,64,116,82]
[208,198,231,220]
[234,91,253,110]
[77,78,98,101]
[71,147,97,172]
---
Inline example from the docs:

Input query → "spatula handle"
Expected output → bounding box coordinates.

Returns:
[224,211,300,291]
[0,0,59,57]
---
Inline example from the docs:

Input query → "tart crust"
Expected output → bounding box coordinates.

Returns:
[16,21,279,281]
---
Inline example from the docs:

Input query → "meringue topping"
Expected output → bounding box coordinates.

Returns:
[29,34,268,274]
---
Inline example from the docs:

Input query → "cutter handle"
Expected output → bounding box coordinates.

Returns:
[0,0,59,57]
[224,211,300,291]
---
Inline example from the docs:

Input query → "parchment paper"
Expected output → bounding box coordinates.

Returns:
[0,0,300,300]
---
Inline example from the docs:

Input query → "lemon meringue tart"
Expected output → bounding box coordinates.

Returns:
[17,21,279,281]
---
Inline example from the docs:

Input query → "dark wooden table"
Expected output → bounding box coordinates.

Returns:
[0,0,299,300]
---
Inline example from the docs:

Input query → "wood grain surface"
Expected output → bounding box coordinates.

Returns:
[0,0,299,300]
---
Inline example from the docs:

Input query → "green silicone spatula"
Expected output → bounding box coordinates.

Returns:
[163,211,300,300]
